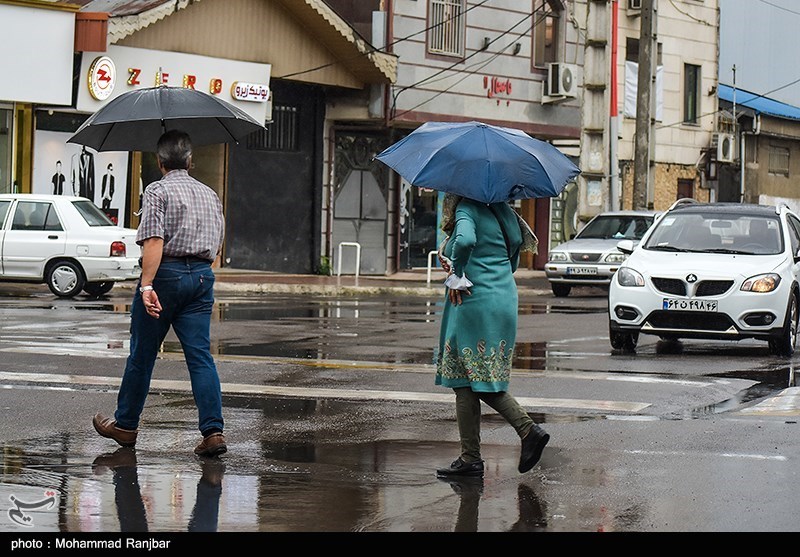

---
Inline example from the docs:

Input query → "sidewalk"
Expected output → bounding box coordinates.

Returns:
[209,267,552,297]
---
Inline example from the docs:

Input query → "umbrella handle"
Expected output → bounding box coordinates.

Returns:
[509,184,523,200]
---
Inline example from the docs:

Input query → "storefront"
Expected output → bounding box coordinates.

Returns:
[34,44,271,236]
[0,0,77,194]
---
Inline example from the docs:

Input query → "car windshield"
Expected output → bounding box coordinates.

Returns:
[576,215,653,240]
[72,200,116,227]
[643,212,783,255]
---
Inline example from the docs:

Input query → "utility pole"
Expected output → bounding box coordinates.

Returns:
[632,0,656,209]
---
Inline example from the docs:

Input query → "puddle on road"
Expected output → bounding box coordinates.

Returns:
[160,339,564,370]
[690,365,799,417]
[518,302,606,315]
[0,406,637,533]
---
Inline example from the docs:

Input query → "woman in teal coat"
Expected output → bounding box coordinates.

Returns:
[435,193,549,477]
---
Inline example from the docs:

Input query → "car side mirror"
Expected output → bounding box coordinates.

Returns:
[617,239,635,255]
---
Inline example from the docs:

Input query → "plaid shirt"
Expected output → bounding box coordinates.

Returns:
[137,169,224,261]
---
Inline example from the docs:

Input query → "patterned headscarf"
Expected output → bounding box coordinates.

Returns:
[440,193,538,253]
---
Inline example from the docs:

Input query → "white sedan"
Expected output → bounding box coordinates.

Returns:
[608,199,800,356]
[0,194,141,297]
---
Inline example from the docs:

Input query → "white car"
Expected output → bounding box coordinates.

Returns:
[545,210,659,297]
[0,194,141,297]
[608,199,800,355]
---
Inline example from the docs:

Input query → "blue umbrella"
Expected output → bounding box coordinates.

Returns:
[375,121,580,204]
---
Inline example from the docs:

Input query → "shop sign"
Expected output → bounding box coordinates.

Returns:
[88,56,116,101]
[231,82,270,102]
[484,76,512,99]
[77,46,272,123]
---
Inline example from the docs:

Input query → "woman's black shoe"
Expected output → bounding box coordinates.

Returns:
[518,425,550,473]
[436,457,485,477]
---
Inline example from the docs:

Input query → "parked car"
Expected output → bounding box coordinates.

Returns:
[545,210,659,297]
[608,199,800,355]
[0,194,141,297]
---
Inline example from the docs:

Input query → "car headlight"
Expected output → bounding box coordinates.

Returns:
[616,267,645,287]
[604,252,627,263]
[549,252,568,262]
[741,273,781,292]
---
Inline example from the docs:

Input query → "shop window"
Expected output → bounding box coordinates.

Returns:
[0,108,11,194]
[248,105,298,151]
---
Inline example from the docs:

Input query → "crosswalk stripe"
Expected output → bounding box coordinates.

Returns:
[0,371,650,413]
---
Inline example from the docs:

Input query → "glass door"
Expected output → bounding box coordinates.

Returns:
[0,107,12,193]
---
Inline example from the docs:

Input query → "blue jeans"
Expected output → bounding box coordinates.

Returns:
[115,260,223,436]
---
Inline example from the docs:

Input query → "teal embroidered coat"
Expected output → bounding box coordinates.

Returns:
[435,198,523,392]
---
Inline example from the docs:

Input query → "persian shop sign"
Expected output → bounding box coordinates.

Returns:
[77,45,271,123]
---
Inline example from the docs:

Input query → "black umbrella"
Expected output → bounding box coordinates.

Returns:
[67,85,268,152]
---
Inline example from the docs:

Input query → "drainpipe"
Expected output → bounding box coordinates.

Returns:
[609,0,620,210]
[741,113,761,203]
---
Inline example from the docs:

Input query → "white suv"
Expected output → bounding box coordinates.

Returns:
[0,194,141,297]
[608,199,800,355]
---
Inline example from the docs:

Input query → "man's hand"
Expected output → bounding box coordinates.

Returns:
[140,237,164,319]
[142,289,162,318]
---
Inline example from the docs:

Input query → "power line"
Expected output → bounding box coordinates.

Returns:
[391,8,550,120]
[276,0,493,80]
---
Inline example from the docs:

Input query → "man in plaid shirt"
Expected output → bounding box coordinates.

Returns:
[93,130,227,458]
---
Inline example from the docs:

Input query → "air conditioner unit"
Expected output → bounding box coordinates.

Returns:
[715,133,735,163]
[628,0,642,14]
[546,62,578,98]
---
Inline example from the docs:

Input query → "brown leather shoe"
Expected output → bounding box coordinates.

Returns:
[92,447,137,475]
[93,413,137,447]
[194,432,227,457]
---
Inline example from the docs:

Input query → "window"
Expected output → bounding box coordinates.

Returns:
[0,200,9,228]
[533,0,561,68]
[73,199,114,227]
[428,0,465,57]
[11,201,62,231]
[677,179,694,200]
[247,105,299,152]
[769,144,790,176]
[684,64,701,125]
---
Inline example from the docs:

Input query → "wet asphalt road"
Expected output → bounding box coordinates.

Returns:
[0,281,799,538]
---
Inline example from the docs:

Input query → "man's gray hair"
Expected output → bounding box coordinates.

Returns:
[157,130,193,170]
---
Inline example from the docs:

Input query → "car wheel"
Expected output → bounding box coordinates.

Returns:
[610,322,638,352]
[46,261,85,298]
[83,281,115,297]
[769,291,798,357]
[623,332,639,351]
[551,283,571,297]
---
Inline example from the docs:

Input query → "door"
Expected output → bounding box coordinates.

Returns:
[0,200,10,274]
[226,81,323,273]
[332,132,390,275]
[2,200,66,278]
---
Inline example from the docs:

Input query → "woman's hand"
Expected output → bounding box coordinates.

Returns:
[437,236,451,274]
[448,286,471,306]
[438,254,452,274]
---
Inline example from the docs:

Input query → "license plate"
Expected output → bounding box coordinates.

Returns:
[662,298,718,312]
[566,266,597,275]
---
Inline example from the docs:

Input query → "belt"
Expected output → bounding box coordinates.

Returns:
[136,255,211,266]
[161,255,211,264]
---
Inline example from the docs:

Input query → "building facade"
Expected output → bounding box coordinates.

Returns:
[326,0,586,272]
[614,0,719,213]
